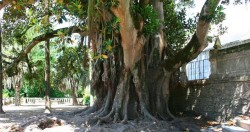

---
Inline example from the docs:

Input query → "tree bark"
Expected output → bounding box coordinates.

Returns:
[70,79,78,106]
[44,39,51,113]
[13,72,23,106]
[72,86,78,106]
[14,84,21,106]
[111,0,145,70]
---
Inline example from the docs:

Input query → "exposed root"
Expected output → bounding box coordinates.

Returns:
[98,108,115,123]
[92,70,132,125]
[74,105,97,117]
[78,66,174,127]
[140,103,158,122]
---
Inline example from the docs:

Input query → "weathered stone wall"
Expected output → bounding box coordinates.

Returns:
[170,40,250,121]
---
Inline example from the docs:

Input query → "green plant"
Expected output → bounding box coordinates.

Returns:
[3,88,15,98]
[3,89,9,98]
[50,88,65,98]
[77,88,84,98]
[83,94,90,106]
[132,4,160,36]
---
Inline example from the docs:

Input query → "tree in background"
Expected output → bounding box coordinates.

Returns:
[0,17,4,113]
[54,44,88,106]
[0,0,87,108]
[44,39,51,113]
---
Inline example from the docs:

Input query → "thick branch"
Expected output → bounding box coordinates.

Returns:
[111,0,145,70]
[0,26,85,73]
[163,0,221,71]
[111,0,134,50]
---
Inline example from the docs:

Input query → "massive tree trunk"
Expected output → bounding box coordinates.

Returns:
[44,39,51,113]
[0,21,4,114]
[82,0,220,124]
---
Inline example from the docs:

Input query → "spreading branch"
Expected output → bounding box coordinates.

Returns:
[0,26,86,73]
[163,0,221,71]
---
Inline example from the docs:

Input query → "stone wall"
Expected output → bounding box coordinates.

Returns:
[170,40,250,121]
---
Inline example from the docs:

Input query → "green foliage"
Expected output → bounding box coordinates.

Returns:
[83,94,90,106]
[54,46,83,78]
[211,5,227,36]
[50,88,65,98]
[3,88,15,98]
[53,43,88,95]
[21,84,44,97]
[164,1,197,55]
[131,3,160,36]
[20,84,66,98]
[3,91,9,98]
[0,0,89,100]
[77,88,84,98]
[212,5,226,24]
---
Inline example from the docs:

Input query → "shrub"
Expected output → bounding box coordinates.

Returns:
[83,94,90,106]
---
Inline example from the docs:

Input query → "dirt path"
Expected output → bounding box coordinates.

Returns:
[0,105,216,132]
[0,104,84,131]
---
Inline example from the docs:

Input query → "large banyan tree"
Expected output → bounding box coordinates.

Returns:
[85,0,222,123]
[0,0,225,122]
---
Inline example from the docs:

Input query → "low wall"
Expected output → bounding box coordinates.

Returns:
[170,40,250,121]
[3,97,83,105]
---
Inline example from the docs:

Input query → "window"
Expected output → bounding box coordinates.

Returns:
[186,51,210,80]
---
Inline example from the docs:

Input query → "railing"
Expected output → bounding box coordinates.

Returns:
[2,97,83,105]
[3,97,15,105]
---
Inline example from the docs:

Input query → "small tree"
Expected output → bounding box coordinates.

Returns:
[54,45,86,106]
